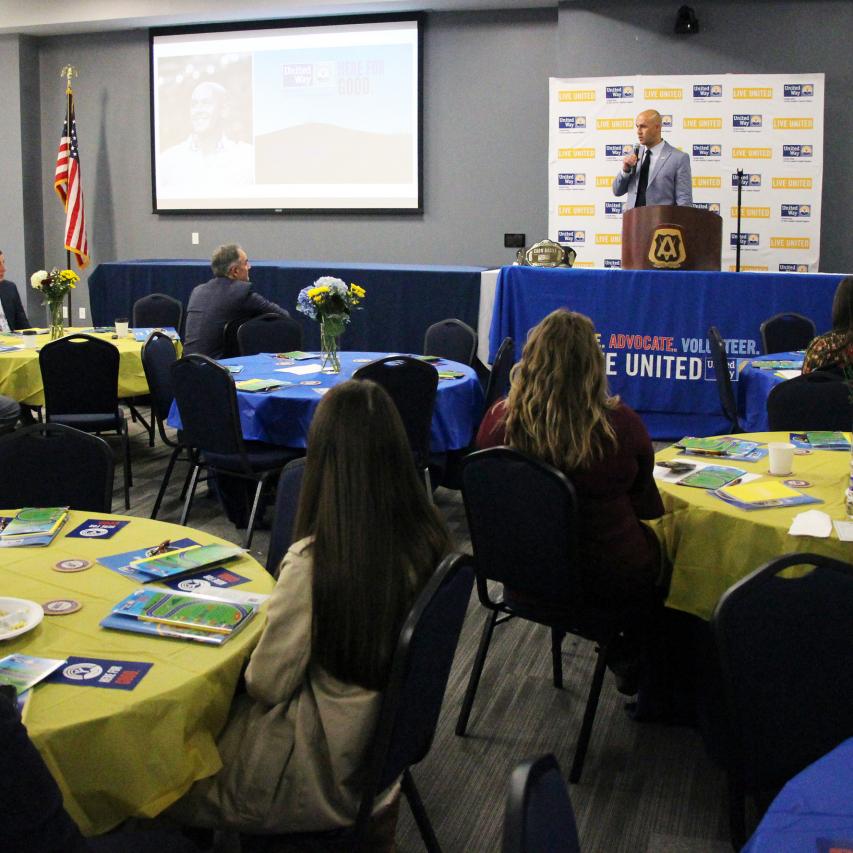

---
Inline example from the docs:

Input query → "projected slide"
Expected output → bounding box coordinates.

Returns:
[150,17,421,212]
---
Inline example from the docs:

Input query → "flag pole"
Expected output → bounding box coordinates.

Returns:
[60,65,76,322]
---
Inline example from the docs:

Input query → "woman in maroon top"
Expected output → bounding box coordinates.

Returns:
[476,308,665,612]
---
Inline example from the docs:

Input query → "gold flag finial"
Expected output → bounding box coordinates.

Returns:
[60,65,78,94]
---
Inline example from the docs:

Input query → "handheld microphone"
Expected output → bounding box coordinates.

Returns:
[631,144,640,172]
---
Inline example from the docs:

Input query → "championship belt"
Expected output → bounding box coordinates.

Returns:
[515,240,577,268]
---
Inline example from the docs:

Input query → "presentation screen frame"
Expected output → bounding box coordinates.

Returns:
[149,13,424,215]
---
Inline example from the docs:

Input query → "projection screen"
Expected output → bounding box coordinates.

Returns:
[150,15,422,213]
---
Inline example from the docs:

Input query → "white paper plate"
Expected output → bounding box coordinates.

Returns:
[0,597,44,641]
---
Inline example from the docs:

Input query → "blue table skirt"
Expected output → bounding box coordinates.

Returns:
[89,260,485,355]
[743,738,853,853]
[738,352,804,432]
[488,266,843,439]
[167,352,485,452]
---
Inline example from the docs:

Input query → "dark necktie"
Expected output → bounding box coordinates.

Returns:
[635,148,651,207]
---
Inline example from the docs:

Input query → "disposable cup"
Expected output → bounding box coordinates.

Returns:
[768,442,795,476]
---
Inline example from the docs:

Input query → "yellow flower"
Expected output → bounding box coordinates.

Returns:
[307,285,330,300]
[350,284,366,298]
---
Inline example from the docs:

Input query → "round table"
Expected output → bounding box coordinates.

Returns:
[0,327,179,406]
[650,432,851,621]
[0,509,273,835]
[167,351,485,451]
[738,351,804,432]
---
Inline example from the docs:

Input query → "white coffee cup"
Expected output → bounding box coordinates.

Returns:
[115,318,129,338]
[768,442,795,476]
[22,332,38,349]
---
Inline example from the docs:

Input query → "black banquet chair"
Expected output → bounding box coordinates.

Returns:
[240,553,475,853]
[171,354,301,548]
[708,325,742,433]
[712,552,853,848]
[759,312,816,354]
[39,333,132,509]
[423,318,478,366]
[482,336,515,413]
[266,456,307,576]
[237,311,302,356]
[502,754,581,853]
[353,356,439,495]
[766,371,852,431]
[0,423,114,513]
[457,447,642,783]
[132,292,183,334]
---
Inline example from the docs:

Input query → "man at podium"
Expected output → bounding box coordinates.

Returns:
[612,109,693,209]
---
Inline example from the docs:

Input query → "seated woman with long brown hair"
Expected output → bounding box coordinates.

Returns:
[802,275,853,375]
[171,379,451,833]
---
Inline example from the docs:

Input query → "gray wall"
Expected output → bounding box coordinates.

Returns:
[558,0,853,274]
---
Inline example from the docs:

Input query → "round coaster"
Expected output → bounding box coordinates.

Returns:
[299,380,322,386]
[352,358,371,363]
[793,448,812,455]
[43,598,81,615]
[784,478,812,488]
[53,558,93,573]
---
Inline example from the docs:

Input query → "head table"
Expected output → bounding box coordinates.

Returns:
[167,351,485,451]
[0,509,273,836]
[650,432,851,621]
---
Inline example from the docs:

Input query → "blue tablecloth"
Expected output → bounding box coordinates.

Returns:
[89,260,485,355]
[167,352,484,452]
[488,266,843,439]
[738,352,804,432]
[743,738,853,853]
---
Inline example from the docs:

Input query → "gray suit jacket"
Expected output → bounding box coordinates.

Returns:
[612,140,693,208]
[184,277,288,359]
[0,280,31,331]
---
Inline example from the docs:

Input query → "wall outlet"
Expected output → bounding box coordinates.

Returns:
[78,306,86,319]
[191,232,199,245]
[62,305,68,319]
[504,232,526,248]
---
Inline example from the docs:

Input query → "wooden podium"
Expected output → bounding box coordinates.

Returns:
[621,204,722,271]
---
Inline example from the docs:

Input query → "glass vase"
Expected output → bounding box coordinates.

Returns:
[319,315,345,374]
[48,298,65,341]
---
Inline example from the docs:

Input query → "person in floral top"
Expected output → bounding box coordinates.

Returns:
[802,276,853,375]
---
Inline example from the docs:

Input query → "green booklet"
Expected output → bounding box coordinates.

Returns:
[676,465,746,490]
[0,507,69,547]
[129,543,244,582]
[0,654,66,695]
[235,378,286,393]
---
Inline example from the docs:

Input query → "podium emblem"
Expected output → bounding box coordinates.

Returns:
[648,225,687,268]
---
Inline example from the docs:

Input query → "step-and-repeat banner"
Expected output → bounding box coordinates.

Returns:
[548,74,824,272]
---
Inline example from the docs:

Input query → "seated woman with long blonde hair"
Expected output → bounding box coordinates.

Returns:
[172,379,451,833]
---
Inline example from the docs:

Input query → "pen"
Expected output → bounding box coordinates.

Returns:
[728,478,743,486]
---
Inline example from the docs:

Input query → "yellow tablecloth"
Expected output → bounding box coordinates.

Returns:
[651,432,851,621]
[0,510,273,835]
[0,328,180,406]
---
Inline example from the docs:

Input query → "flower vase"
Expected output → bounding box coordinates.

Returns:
[319,316,345,373]
[48,299,65,341]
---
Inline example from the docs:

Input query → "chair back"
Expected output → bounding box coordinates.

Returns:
[502,754,581,853]
[39,334,120,418]
[767,371,852,431]
[424,318,478,366]
[222,318,242,359]
[483,336,515,412]
[237,312,302,356]
[760,312,816,354]
[132,292,183,332]
[712,553,853,796]
[0,423,114,512]
[141,331,180,427]
[461,447,584,611]
[708,325,740,432]
[171,355,247,460]
[356,553,474,824]
[267,457,307,575]
[353,356,438,469]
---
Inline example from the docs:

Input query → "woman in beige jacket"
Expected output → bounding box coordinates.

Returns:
[171,379,451,833]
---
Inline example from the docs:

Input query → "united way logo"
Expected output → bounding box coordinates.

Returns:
[732,114,762,128]
[693,83,723,99]
[732,173,761,188]
[557,230,586,244]
[781,204,811,219]
[605,143,633,158]
[692,144,722,158]
[784,83,814,98]
[605,85,634,100]
[604,201,625,216]
[558,116,587,130]
[603,258,622,268]
[661,114,673,128]
[779,263,810,272]
[693,202,721,214]
[648,226,687,269]
[782,144,813,159]
[557,173,586,187]
[730,233,760,247]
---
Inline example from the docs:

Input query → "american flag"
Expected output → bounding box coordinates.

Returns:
[54,93,89,268]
